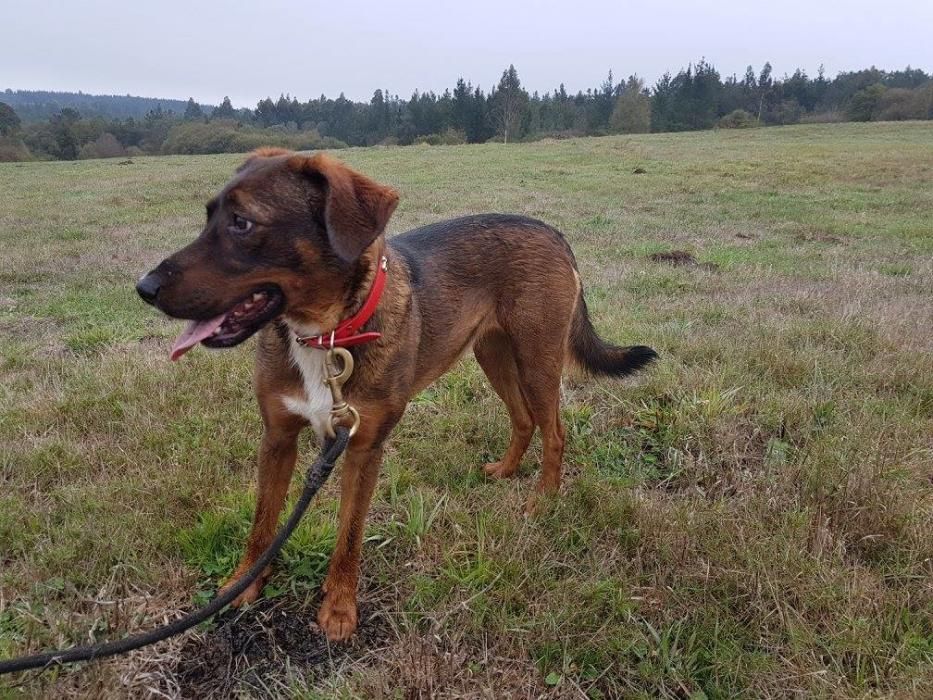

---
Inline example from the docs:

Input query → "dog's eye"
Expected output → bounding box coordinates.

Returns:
[229,214,254,235]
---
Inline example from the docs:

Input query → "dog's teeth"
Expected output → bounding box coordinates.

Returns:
[252,293,262,301]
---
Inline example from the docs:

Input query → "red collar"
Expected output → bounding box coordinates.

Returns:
[296,255,388,349]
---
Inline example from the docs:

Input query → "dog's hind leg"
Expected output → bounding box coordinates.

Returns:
[474,330,534,479]
[506,313,572,512]
[516,360,566,511]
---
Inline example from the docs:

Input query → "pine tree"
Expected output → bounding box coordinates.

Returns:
[213,96,236,120]
[50,108,80,159]
[491,64,528,143]
[453,78,471,133]
[651,73,674,132]
[255,98,276,127]
[467,87,491,143]
[592,70,616,129]
[183,98,204,121]
[0,101,20,135]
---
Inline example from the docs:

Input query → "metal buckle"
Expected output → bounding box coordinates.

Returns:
[323,347,360,439]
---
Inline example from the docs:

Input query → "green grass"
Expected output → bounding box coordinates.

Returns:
[1,122,932,697]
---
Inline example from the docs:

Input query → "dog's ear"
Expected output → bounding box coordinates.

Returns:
[290,153,399,262]
[238,147,292,172]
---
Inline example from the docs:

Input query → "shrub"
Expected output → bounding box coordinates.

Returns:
[774,99,802,125]
[79,133,126,160]
[799,110,845,124]
[161,121,347,155]
[876,85,933,121]
[718,109,757,128]
[610,79,651,134]
[847,83,887,121]
[414,129,467,146]
[0,101,21,136]
[523,129,581,141]
[0,136,31,162]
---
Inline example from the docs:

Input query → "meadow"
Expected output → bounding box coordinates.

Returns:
[1,122,931,698]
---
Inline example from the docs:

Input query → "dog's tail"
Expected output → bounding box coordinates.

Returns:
[568,292,658,378]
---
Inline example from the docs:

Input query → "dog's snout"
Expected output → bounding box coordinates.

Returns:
[136,272,162,304]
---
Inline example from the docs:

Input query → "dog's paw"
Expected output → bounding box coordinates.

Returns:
[219,566,269,607]
[525,478,560,515]
[317,591,358,642]
[524,492,540,516]
[484,460,518,479]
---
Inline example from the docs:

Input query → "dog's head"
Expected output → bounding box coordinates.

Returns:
[136,149,398,359]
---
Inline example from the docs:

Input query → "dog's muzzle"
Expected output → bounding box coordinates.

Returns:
[136,272,161,304]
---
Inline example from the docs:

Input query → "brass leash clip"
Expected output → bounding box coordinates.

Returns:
[323,346,360,439]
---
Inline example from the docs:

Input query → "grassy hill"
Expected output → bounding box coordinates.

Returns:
[1,122,931,697]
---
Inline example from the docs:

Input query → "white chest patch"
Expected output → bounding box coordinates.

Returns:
[283,334,333,440]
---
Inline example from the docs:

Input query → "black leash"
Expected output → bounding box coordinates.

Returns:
[0,426,350,677]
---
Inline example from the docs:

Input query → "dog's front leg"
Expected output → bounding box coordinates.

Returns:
[317,436,385,642]
[220,413,304,606]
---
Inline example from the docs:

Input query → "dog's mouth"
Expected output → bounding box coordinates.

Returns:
[169,288,284,361]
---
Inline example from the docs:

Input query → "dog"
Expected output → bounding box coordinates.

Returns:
[136,149,657,641]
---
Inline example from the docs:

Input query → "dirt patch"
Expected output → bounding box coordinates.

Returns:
[0,314,66,341]
[794,232,843,244]
[173,596,390,698]
[137,334,166,349]
[648,250,719,271]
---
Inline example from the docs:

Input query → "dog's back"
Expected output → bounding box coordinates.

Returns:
[390,213,656,381]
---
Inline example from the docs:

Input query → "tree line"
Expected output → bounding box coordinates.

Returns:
[1,61,930,161]
[1,89,196,122]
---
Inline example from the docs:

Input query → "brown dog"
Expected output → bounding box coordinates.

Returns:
[137,149,656,641]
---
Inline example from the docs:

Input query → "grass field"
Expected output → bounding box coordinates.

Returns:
[1,122,932,698]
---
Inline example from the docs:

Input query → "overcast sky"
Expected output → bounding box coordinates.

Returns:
[3,1,932,106]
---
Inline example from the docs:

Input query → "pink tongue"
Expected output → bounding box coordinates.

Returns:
[170,314,227,361]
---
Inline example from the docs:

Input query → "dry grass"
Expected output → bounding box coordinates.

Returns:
[1,122,932,698]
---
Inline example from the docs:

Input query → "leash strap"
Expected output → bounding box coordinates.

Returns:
[0,427,350,677]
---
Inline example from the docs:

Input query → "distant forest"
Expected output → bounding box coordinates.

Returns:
[1,90,200,122]
[1,62,931,161]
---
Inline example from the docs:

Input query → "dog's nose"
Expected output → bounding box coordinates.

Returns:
[136,273,161,304]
